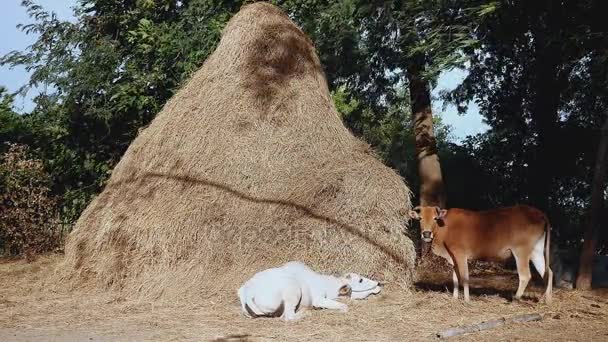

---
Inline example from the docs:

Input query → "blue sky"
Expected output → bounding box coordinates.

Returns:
[0,0,76,111]
[432,69,488,141]
[0,0,487,141]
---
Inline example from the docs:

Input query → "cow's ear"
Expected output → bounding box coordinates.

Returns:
[408,210,420,220]
[435,207,447,219]
[339,285,352,297]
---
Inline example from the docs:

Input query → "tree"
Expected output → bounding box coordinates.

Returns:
[443,0,608,249]
[406,46,446,208]
[0,87,26,151]
[576,112,608,289]
[575,26,608,288]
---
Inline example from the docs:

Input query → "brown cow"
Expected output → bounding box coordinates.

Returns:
[409,205,553,303]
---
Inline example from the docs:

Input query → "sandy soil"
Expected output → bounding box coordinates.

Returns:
[1,255,607,341]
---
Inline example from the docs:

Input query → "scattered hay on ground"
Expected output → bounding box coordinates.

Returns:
[3,256,608,341]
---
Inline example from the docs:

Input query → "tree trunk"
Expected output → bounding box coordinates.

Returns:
[407,56,446,208]
[576,112,608,290]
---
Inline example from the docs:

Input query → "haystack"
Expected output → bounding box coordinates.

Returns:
[59,2,416,301]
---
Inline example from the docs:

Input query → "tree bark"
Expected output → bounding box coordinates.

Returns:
[407,56,446,208]
[576,112,608,290]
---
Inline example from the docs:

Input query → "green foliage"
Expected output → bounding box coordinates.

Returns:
[0,87,27,152]
[331,86,360,118]
[1,0,247,222]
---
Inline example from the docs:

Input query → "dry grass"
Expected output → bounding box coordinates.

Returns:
[0,143,61,257]
[3,255,608,341]
[56,2,415,302]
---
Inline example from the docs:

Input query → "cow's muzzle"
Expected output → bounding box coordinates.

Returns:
[421,231,433,242]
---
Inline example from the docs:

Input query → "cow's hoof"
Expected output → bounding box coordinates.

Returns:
[283,315,299,322]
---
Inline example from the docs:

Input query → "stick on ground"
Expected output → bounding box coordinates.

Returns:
[437,313,542,339]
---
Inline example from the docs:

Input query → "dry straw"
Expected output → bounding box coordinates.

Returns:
[58,2,415,302]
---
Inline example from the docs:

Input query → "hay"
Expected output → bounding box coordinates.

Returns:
[57,2,415,302]
[6,256,608,341]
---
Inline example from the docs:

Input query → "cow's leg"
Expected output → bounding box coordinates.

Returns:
[462,259,470,302]
[452,268,459,299]
[445,257,459,299]
[282,304,298,321]
[312,297,348,312]
[280,280,303,321]
[513,250,532,300]
[281,289,302,321]
[530,234,546,278]
[545,267,554,303]
[454,254,470,302]
[530,233,554,302]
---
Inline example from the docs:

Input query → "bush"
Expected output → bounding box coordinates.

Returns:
[0,143,61,257]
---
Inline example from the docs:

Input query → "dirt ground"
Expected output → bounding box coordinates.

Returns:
[1,255,607,342]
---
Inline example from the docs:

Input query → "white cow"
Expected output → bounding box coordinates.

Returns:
[238,261,381,321]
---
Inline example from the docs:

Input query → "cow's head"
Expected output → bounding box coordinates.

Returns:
[341,273,381,300]
[408,206,447,242]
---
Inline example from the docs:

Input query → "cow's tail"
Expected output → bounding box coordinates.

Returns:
[544,218,554,304]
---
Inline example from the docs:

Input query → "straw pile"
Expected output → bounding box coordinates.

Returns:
[58,2,415,301]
